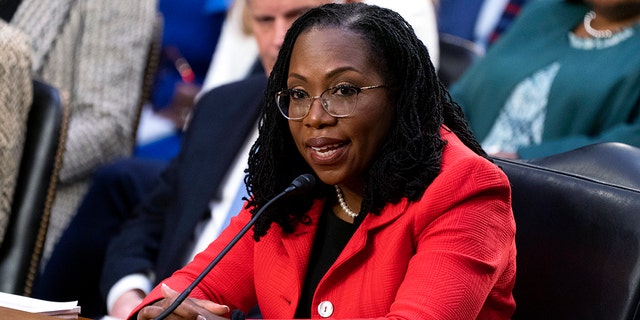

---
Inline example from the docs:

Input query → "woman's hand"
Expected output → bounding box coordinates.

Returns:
[137,283,230,320]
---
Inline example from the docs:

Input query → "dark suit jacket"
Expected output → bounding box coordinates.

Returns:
[100,74,267,297]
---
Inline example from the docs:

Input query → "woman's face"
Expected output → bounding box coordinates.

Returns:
[286,27,395,192]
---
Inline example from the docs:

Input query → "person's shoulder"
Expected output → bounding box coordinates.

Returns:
[439,128,484,163]
[224,74,268,90]
[189,74,267,124]
[439,128,506,181]
[0,21,31,58]
[410,129,510,218]
[204,74,267,97]
[195,74,267,107]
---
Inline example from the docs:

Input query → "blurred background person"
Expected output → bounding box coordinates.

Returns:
[200,0,261,93]
[3,0,158,268]
[365,0,439,67]
[0,20,32,246]
[450,0,640,159]
[434,0,529,88]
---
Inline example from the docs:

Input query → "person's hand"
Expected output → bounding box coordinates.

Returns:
[136,283,230,320]
[157,82,201,130]
[110,289,146,319]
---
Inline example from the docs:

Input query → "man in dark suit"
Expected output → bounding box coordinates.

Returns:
[101,74,266,317]
[32,0,341,318]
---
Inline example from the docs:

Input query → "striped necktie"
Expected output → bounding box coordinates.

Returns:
[220,178,248,232]
[488,0,528,45]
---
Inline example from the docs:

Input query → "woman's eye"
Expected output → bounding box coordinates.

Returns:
[333,85,358,96]
[290,90,308,100]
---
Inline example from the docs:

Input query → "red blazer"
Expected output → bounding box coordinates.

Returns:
[133,129,516,319]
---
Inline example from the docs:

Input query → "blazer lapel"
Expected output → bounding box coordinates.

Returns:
[332,198,410,269]
[276,199,409,305]
[272,200,323,315]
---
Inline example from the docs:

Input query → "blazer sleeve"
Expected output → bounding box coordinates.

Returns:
[99,154,179,299]
[57,0,157,182]
[127,208,258,319]
[0,22,32,243]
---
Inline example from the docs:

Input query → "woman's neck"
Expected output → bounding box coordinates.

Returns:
[575,5,640,38]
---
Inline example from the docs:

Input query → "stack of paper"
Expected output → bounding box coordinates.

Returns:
[0,291,80,319]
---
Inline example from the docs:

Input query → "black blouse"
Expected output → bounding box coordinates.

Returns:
[294,203,365,318]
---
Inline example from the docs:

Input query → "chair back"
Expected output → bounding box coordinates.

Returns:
[0,80,67,296]
[494,143,640,319]
[526,142,640,190]
[437,33,484,87]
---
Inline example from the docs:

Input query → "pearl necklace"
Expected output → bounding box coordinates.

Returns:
[583,11,613,38]
[334,185,359,219]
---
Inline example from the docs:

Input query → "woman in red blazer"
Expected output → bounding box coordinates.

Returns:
[134,3,516,319]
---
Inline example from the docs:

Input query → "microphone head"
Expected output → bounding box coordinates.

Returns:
[285,174,316,195]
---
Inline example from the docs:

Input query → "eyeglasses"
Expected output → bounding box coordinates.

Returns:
[275,84,386,120]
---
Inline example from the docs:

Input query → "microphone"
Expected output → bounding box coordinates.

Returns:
[284,173,316,196]
[154,174,316,319]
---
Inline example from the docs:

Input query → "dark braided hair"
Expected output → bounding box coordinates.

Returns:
[246,3,487,240]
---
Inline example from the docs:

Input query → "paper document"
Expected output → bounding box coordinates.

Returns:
[0,291,80,318]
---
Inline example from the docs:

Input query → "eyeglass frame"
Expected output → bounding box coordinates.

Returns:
[275,84,387,120]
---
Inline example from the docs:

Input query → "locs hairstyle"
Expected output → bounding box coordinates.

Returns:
[245,3,487,240]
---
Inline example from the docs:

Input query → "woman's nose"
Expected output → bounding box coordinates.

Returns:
[303,98,335,127]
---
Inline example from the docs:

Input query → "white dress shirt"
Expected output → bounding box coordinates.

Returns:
[106,126,259,316]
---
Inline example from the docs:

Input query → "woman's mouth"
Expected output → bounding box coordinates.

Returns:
[312,143,343,158]
[307,141,348,164]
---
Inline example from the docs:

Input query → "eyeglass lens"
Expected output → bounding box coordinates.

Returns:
[277,86,359,119]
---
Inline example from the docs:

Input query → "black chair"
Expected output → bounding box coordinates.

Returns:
[437,33,484,88]
[0,80,67,296]
[493,143,640,319]
[526,142,640,190]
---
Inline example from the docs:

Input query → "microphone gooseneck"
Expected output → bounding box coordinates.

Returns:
[153,174,316,320]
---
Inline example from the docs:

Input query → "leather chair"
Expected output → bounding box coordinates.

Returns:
[526,142,640,190]
[0,80,67,296]
[493,143,640,319]
[437,33,484,88]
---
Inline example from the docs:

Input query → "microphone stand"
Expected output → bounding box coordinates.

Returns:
[154,174,315,319]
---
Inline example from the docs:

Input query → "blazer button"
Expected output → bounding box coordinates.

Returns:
[317,300,334,317]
